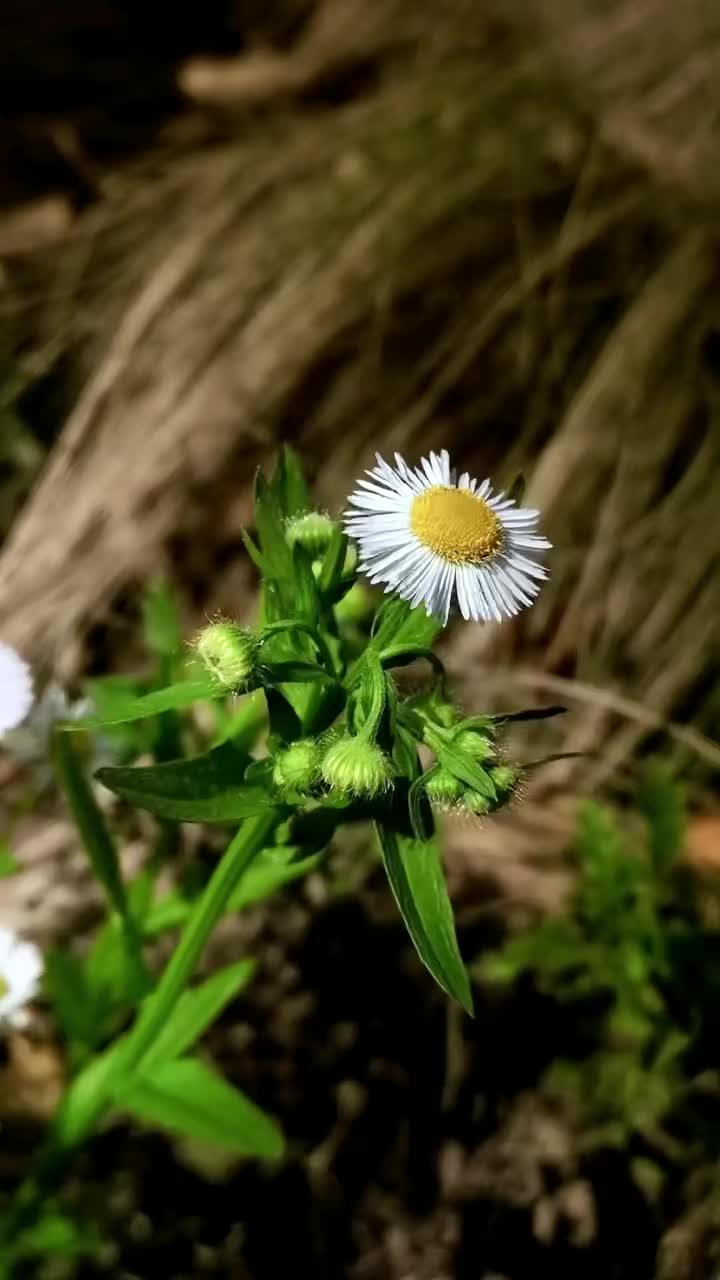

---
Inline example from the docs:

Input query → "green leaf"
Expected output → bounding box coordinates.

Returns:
[253,469,295,583]
[7,1212,100,1263]
[142,960,255,1069]
[370,598,442,653]
[264,660,330,683]
[437,740,497,801]
[276,446,310,518]
[638,766,684,873]
[143,851,322,936]
[241,528,266,572]
[317,526,349,593]
[142,579,182,659]
[376,826,473,1013]
[0,844,19,878]
[44,950,98,1049]
[52,730,128,918]
[379,646,446,679]
[76,678,224,727]
[97,741,281,824]
[291,544,320,624]
[118,1057,283,1157]
[227,850,323,911]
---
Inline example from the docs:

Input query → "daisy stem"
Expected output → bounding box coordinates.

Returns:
[0,811,276,1252]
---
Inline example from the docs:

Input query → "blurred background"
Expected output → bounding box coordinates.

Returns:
[1,1,720,1276]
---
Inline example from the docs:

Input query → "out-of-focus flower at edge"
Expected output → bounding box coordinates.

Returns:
[0,642,34,736]
[0,926,43,1029]
[4,684,91,763]
[344,450,551,625]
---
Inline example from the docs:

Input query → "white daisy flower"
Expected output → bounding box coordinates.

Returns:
[344,450,551,625]
[0,642,34,736]
[0,926,43,1029]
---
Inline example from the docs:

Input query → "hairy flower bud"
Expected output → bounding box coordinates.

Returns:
[195,622,258,691]
[453,728,496,763]
[321,735,393,797]
[463,790,492,816]
[490,765,522,796]
[425,767,464,807]
[286,511,338,558]
[273,739,322,794]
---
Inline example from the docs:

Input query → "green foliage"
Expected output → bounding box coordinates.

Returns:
[481,770,710,1151]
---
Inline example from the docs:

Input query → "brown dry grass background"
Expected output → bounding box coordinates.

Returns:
[1,0,720,921]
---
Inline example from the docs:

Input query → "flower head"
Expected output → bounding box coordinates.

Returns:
[425,767,464,808]
[345,451,551,624]
[286,511,338,558]
[195,622,258,691]
[321,735,393,797]
[0,643,33,736]
[273,739,322,794]
[453,728,496,764]
[0,927,42,1028]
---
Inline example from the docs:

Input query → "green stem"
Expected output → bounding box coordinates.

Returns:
[0,811,276,1253]
[120,811,275,1074]
[357,654,387,742]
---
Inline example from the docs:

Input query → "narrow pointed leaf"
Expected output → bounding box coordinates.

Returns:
[142,960,255,1069]
[52,730,128,918]
[74,678,224,727]
[437,741,497,801]
[317,526,349,592]
[118,1057,283,1157]
[376,825,473,1013]
[276,446,310,518]
[96,741,281,823]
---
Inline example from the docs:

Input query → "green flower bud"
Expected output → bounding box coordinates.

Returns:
[286,511,338,558]
[321,735,393,797]
[463,790,492,816]
[424,767,464,807]
[490,765,522,795]
[195,622,258,690]
[273,739,322,794]
[333,581,374,627]
[453,729,496,763]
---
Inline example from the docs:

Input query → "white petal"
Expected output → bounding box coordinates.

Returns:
[0,643,33,735]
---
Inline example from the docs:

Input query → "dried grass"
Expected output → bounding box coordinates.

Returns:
[1,0,719,836]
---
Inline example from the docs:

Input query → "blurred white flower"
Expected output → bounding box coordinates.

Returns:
[0,926,43,1029]
[345,450,551,625]
[4,684,92,764]
[0,642,34,735]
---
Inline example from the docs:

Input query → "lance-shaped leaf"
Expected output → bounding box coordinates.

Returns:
[97,741,282,823]
[117,1057,283,1157]
[74,678,225,728]
[376,825,473,1013]
[141,959,255,1070]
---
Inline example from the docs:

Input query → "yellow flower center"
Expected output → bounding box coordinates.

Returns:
[410,486,503,564]
[0,974,8,999]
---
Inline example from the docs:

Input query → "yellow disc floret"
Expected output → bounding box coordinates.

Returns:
[410,486,503,565]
